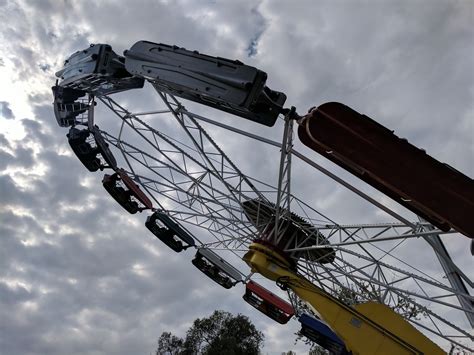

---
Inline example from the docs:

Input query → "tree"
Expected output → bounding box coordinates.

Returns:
[157,332,184,355]
[156,310,264,355]
[294,330,329,355]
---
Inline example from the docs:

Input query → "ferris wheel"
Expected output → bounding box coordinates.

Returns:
[52,41,473,354]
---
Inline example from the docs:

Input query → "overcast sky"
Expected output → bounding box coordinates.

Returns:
[0,0,473,354]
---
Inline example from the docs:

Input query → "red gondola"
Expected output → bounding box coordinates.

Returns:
[243,280,294,324]
[298,102,474,238]
[102,168,153,214]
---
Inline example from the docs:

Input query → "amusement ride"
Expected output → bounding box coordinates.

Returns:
[52,41,473,354]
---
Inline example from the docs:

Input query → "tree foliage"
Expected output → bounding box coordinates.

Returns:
[334,282,428,320]
[156,310,264,355]
[157,332,184,355]
[294,329,329,355]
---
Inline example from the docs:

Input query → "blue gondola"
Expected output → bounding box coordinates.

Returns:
[299,313,350,355]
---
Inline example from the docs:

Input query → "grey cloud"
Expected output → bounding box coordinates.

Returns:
[0,133,12,147]
[248,4,267,51]
[0,101,14,119]
[21,118,50,144]
[0,150,15,170]
[0,146,34,170]
[29,91,53,104]
[246,6,266,57]
[0,280,37,305]
[38,63,51,72]
[0,174,35,207]
[0,1,90,84]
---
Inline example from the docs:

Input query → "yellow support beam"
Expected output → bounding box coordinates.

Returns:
[243,242,445,355]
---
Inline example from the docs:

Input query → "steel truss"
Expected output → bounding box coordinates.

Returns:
[93,92,472,351]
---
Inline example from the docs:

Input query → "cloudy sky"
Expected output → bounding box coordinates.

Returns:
[0,0,473,354]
